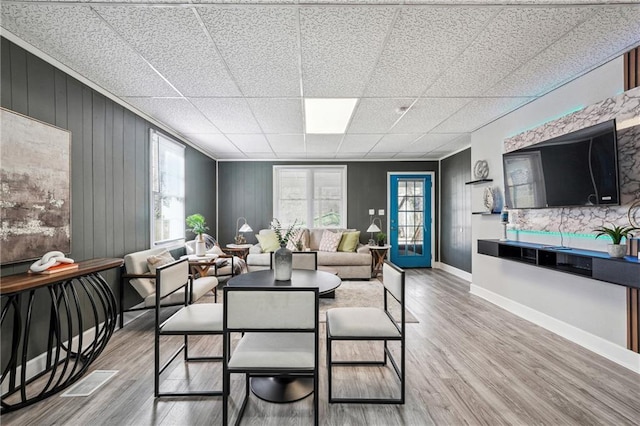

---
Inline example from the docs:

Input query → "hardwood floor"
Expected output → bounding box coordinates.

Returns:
[3,269,639,425]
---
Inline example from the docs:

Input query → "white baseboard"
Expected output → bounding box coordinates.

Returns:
[436,262,472,282]
[470,284,640,374]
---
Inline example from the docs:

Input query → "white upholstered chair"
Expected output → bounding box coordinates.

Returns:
[154,258,224,397]
[326,261,405,404]
[223,286,319,425]
[120,247,218,328]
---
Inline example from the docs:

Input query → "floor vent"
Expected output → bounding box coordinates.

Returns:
[61,370,118,397]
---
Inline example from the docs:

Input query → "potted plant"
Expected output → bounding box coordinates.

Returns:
[186,214,209,256]
[271,218,299,281]
[594,224,639,258]
[376,232,387,247]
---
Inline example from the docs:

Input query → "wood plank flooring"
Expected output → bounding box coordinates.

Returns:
[2,269,639,425]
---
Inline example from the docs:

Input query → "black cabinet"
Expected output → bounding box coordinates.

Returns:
[478,239,640,289]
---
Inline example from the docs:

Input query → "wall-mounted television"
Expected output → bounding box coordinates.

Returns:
[503,119,619,209]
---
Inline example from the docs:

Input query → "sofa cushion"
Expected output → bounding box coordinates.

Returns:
[318,230,343,252]
[256,231,280,253]
[317,251,371,266]
[338,231,360,252]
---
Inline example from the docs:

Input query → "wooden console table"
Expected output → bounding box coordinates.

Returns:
[0,258,123,413]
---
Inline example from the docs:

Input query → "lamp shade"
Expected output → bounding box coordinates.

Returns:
[238,223,252,233]
[366,223,381,233]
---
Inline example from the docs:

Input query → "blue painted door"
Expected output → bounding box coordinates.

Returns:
[389,174,432,268]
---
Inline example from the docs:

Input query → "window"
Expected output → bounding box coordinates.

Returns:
[273,166,347,227]
[151,129,185,246]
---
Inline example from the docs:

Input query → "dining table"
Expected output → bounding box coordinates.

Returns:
[227,269,341,403]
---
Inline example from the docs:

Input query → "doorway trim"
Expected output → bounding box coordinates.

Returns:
[387,171,436,267]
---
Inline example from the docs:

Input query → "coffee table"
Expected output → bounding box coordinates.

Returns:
[227,269,341,403]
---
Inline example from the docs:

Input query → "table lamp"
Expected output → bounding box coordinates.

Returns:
[366,217,382,246]
[235,217,253,244]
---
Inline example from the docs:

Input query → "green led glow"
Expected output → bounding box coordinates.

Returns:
[507,229,596,239]
[506,105,585,139]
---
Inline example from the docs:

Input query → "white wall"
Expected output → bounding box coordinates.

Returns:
[470,57,638,370]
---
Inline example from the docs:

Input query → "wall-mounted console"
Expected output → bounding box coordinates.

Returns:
[478,239,640,290]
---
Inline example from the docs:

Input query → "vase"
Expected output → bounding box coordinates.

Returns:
[607,244,626,258]
[195,237,206,256]
[274,243,293,281]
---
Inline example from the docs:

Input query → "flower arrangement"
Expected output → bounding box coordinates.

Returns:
[271,218,299,246]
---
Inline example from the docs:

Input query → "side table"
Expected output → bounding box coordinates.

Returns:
[369,245,391,278]
[224,244,252,261]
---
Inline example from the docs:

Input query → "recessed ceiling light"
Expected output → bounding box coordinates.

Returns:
[304,98,358,134]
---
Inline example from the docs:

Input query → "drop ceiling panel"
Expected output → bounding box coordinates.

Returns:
[197,7,300,97]
[306,134,343,153]
[94,6,241,97]
[392,98,472,133]
[182,133,240,154]
[402,133,464,153]
[370,134,419,152]
[364,7,496,97]
[340,134,382,153]
[122,97,220,134]
[366,152,397,159]
[335,153,371,159]
[487,5,640,97]
[424,42,522,97]
[0,4,179,97]
[248,99,303,134]
[190,98,261,133]
[244,152,277,159]
[347,99,415,134]
[299,7,396,97]
[431,97,534,133]
[266,134,306,153]
[226,134,272,153]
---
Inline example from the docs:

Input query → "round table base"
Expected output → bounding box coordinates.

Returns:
[250,376,313,403]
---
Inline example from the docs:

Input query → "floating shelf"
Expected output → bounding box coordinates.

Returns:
[472,211,500,215]
[465,178,493,185]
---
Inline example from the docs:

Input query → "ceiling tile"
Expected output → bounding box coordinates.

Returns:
[364,7,496,97]
[244,152,277,159]
[431,97,534,133]
[339,134,382,152]
[299,6,396,97]
[392,98,472,133]
[0,5,179,97]
[122,97,220,134]
[183,133,240,154]
[402,133,464,153]
[226,134,272,153]
[197,6,300,97]
[370,134,419,152]
[306,134,343,153]
[487,5,640,97]
[347,99,415,134]
[94,6,241,97]
[266,134,306,153]
[334,152,371,159]
[248,99,303,133]
[190,98,261,133]
[365,152,397,159]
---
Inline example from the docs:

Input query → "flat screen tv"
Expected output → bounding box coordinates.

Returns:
[503,119,619,209]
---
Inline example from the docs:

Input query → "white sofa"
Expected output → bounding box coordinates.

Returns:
[246,228,372,280]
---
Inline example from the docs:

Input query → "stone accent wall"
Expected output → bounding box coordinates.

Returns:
[504,86,640,234]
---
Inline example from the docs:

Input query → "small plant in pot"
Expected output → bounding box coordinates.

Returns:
[186,214,209,256]
[376,232,387,246]
[594,224,639,258]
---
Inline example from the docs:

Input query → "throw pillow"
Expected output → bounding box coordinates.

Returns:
[338,231,360,252]
[256,232,280,253]
[286,228,306,251]
[147,250,175,274]
[318,230,343,252]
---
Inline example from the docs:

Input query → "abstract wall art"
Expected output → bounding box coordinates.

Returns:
[1,108,71,264]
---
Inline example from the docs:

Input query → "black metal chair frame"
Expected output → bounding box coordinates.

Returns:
[222,286,320,426]
[154,258,223,398]
[326,261,405,404]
